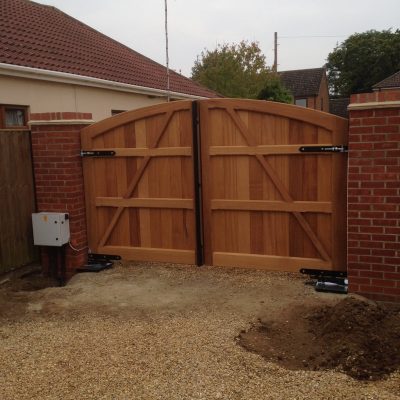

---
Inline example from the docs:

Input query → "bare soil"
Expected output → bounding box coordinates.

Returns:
[239,296,400,381]
[1,270,58,292]
[0,263,399,399]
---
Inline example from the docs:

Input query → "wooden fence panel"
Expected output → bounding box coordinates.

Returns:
[0,130,37,273]
[81,101,197,264]
[199,99,348,272]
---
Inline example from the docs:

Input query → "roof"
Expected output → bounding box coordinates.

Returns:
[0,0,218,98]
[329,98,350,119]
[278,68,325,98]
[372,71,400,90]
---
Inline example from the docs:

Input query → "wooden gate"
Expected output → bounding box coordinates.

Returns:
[199,99,347,271]
[82,99,348,272]
[81,101,198,264]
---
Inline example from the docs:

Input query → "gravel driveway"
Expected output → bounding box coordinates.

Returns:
[0,263,399,400]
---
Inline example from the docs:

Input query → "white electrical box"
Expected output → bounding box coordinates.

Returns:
[32,212,70,247]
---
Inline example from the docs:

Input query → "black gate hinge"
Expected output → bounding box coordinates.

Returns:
[88,253,121,262]
[81,150,116,157]
[299,145,348,153]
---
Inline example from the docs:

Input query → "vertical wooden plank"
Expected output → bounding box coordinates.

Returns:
[260,113,274,257]
[301,124,319,258]
[0,131,36,272]
[149,209,163,248]
[274,116,290,257]
[103,128,119,246]
[223,108,238,254]
[235,112,250,254]
[146,114,164,249]
[113,126,130,246]
[124,122,141,247]
[266,115,286,256]
[171,110,186,252]
[92,134,111,249]
[317,127,333,259]
[289,120,305,257]
[159,115,173,249]
[135,119,151,248]
[248,126,264,255]
[212,211,226,252]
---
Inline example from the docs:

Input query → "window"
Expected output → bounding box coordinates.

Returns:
[295,98,307,107]
[0,105,28,129]
[320,98,324,110]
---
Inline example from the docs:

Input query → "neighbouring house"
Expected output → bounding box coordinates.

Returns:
[329,70,400,119]
[278,67,329,112]
[329,97,350,119]
[0,0,219,127]
[372,70,400,91]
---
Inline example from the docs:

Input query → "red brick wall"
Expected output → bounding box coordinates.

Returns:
[348,90,400,302]
[30,112,93,277]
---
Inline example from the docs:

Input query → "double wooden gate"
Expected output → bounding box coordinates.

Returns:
[81,99,348,272]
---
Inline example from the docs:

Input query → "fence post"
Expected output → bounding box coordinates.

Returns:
[347,90,400,302]
[29,112,93,278]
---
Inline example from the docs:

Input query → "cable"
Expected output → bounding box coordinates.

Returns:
[68,241,88,253]
[279,35,346,39]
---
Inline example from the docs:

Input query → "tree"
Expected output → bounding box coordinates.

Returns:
[257,76,293,104]
[326,30,400,97]
[191,41,270,99]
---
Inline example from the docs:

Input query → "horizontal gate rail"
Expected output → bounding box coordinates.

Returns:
[213,253,332,272]
[209,144,334,156]
[83,147,192,157]
[95,197,193,209]
[211,200,332,213]
[97,246,194,264]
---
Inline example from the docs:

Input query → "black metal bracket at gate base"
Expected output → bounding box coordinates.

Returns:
[299,145,348,153]
[76,253,121,273]
[300,268,347,278]
[81,150,116,157]
[300,268,348,294]
[88,253,121,263]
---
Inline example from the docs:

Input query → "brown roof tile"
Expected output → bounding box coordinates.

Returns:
[373,71,400,90]
[0,0,219,98]
[278,67,325,97]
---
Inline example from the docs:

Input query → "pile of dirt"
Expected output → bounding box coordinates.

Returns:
[239,296,400,380]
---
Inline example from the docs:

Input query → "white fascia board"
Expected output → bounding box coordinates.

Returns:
[348,101,400,110]
[0,62,208,100]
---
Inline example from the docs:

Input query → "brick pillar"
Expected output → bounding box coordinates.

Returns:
[347,90,400,302]
[29,112,94,278]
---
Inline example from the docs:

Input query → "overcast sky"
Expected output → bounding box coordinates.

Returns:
[36,0,399,77]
